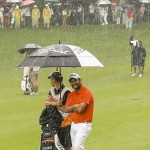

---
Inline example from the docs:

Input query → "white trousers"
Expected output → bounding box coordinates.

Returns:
[71,122,92,150]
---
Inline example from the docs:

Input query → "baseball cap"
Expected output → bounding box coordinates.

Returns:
[34,5,37,8]
[48,72,63,82]
[16,5,19,9]
[68,73,80,81]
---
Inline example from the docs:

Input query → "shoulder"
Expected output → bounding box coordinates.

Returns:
[63,86,71,92]
[81,86,91,92]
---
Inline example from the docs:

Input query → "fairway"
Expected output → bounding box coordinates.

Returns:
[0,24,150,150]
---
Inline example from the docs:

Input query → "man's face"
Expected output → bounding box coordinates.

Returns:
[69,78,81,90]
[50,77,55,87]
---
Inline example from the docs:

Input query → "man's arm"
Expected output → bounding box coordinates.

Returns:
[74,103,88,114]
[58,104,78,113]
[45,95,59,107]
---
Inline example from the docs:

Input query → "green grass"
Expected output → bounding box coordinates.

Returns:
[0,24,150,150]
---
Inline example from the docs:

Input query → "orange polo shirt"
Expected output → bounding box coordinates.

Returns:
[65,86,94,123]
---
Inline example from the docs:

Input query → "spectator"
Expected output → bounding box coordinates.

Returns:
[88,2,95,24]
[0,4,4,28]
[126,8,134,29]
[111,0,117,22]
[95,4,100,24]
[9,4,15,28]
[58,73,94,150]
[62,7,68,27]
[115,4,123,24]
[140,4,145,23]
[76,3,83,25]
[13,5,23,29]
[43,4,53,29]
[32,5,40,28]
[23,6,31,27]
[104,6,109,25]
[45,72,72,150]
[99,6,105,25]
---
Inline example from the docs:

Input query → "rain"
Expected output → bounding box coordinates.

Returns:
[0,0,150,150]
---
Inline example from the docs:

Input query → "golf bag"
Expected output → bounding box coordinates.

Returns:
[21,76,32,94]
[39,106,65,150]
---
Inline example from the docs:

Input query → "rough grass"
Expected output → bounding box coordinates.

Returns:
[0,24,150,150]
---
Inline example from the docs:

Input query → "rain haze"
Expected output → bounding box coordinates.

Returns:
[0,0,150,150]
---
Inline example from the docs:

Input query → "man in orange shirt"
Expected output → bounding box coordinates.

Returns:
[58,73,94,150]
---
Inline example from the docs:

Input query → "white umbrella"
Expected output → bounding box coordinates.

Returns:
[6,0,22,2]
[97,0,111,5]
[139,0,150,3]
[18,44,104,68]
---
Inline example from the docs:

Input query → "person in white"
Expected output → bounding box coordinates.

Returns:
[104,6,108,25]
[99,6,105,25]
[0,4,4,28]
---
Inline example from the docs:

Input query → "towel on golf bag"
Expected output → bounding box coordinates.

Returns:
[21,76,32,93]
[39,106,65,150]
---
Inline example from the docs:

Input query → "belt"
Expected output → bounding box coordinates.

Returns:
[73,122,92,124]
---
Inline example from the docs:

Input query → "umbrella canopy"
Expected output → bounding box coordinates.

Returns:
[21,0,35,6]
[96,0,111,5]
[6,0,22,2]
[121,3,136,10]
[139,0,150,3]
[45,0,60,3]
[17,43,41,54]
[18,44,104,68]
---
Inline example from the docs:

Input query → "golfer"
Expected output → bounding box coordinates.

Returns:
[58,73,94,150]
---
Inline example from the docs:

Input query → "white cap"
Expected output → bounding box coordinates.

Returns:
[130,40,138,46]
[34,5,37,8]
[68,73,80,81]
[16,5,19,9]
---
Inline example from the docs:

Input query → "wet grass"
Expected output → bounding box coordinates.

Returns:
[0,24,150,150]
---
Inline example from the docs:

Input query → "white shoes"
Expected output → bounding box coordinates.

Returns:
[34,92,39,95]
[30,92,34,95]
[139,74,142,77]
[30,92,39,95]
[131,73,143,77]
[131,73,136,77]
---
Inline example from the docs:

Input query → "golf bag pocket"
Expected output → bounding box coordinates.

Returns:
[21,79,26,91]
[40,132,56,150]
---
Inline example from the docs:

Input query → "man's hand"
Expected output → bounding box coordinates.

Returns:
[73,103,88,114]
[45,100,50,107]
[45,95,54,101]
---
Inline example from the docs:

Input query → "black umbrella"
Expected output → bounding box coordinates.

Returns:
[121,3,136,10]
[17,43,41,54]
[18,44,104,68]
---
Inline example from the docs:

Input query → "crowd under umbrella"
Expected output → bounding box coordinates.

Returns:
[17,43,41,54]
